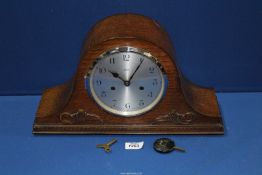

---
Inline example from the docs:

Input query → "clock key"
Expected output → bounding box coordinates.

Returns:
[173,145,186,152]
[153,138,186,153]
[96,138,117,152]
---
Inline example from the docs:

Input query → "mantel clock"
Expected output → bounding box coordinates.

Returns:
[33,14,224,134]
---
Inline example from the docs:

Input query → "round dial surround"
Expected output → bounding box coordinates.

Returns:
[85,47,167,117]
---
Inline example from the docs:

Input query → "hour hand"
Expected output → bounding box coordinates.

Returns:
[109,71,121,79]
[109,71,129,86]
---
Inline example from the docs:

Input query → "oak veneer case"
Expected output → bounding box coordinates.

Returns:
[33,14,224,134]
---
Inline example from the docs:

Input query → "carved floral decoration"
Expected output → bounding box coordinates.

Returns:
[152,110,195,125]
[60,109,103,124]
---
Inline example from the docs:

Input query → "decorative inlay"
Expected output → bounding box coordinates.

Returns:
[60,109,103,124]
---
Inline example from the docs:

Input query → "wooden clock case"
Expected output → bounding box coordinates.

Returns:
[33,14,224,134]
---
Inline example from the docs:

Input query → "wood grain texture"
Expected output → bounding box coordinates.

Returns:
[33,13,224,134]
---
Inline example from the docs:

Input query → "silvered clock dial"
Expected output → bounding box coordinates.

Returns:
[85,47,167,117]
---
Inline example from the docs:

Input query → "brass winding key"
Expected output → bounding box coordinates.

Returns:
[96,138,117,152]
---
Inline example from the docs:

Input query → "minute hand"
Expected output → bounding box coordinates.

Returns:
[128,59,144,82]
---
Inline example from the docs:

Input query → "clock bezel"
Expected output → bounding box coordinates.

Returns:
[85,46,168,117]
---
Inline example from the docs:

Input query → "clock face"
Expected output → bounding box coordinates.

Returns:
[85,47,167,117]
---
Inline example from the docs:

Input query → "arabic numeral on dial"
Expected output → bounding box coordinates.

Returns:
[109,57,115,64]
[152,78,158,86]
[125,103,131,109]
[149,67,155,73]
[98,67,107,73]
[112,99,117,107]
[101,91,107,97]
[139,100,144,106]
[123,54,130,61]
[96,80,102,86]
[147,91,153,97]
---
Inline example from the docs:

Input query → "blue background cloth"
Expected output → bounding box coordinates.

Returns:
[1,1,262,174]
[0,93,262,174]
[0,0,262,94]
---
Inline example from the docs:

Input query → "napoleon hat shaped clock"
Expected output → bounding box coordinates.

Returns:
[33,14,224,134]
